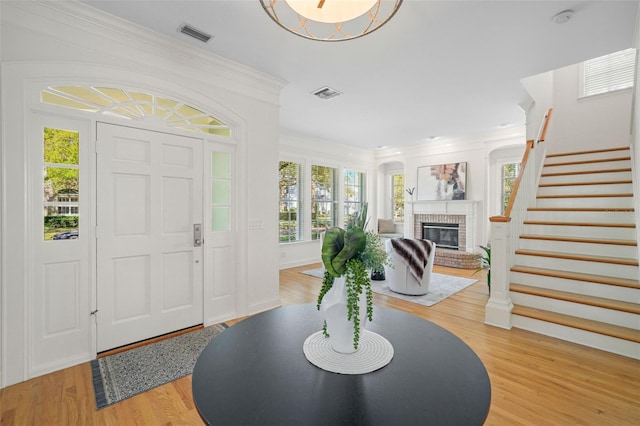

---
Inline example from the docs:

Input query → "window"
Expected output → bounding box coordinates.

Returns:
[311,165,337,240]
[501,162,521,214]
[211,151,231,232]
[392,174,404,222]
[41,86,231,137]
[43,127,80,240]
[581,48,636,97]
[343,169,366,226]
[279,161,303,242]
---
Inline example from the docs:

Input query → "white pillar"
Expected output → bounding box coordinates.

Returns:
[484,218,513,328]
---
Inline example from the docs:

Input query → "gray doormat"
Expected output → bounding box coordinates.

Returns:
[91,323,227,409]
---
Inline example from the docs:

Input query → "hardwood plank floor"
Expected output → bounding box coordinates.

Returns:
[1,264,639,425]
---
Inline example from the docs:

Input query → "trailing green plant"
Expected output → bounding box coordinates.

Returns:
[473,244,491,289]
[316,203,388,350]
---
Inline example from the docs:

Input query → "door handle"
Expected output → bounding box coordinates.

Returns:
[194,224,202,247]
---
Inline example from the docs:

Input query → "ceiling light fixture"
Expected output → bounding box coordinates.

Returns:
[260,0,403,42]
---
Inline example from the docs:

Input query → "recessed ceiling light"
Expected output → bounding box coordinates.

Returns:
[312,86,342,100]
[552,10,574,24]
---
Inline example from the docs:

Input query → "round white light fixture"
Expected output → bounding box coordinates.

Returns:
[552,9,574,24]
[260,0,403,41]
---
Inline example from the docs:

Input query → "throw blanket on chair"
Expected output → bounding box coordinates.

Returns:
[391,238,433,284]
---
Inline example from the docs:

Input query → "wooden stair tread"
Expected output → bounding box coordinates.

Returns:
[519,234,637,246]
[545,147,630,158]
[544,156,631,167]
[510,283,640,314]
[536,193,634,199]
[515,249,638,266]
[538,180,632,187]
[523,220,635,228]
[541,168,632,177]
[528,207,634,212]
[512,305,640,343]
[510,265,640,289]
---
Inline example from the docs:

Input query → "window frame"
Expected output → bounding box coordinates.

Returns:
[278,161,303,243]
[343,168,366,226]
[391,173,405,223]
[579,48,636,99]
[311,164,338,240]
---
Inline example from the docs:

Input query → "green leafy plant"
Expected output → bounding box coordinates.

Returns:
[473,245,491,289]
[316,203,389,349]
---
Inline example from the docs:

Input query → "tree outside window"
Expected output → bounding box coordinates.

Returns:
[279,161,302,242]
[344,169,365,226]
[43,127,80,240]
[501,162,521,214]
[392,174,404,222]
[311,165,337,240]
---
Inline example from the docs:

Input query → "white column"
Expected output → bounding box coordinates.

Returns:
[484,218,513,328]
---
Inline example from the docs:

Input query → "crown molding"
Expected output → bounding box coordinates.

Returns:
[2,1,286,102]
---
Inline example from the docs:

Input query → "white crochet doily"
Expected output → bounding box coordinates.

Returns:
[303,330,394,374]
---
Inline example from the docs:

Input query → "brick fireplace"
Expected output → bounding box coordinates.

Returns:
[410,201,481,269]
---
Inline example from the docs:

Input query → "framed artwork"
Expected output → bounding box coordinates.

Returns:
[417,162,467,201]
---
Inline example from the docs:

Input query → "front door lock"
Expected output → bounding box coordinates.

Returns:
[194,223,202,247]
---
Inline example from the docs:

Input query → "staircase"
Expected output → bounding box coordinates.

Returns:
[508,146,640,359]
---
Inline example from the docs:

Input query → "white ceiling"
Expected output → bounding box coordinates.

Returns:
[83,0,638,149]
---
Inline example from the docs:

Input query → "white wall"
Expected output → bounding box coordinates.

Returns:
[0,1,284,387]
[376,130,526,248]
[278,133,377,269]
[523,61,633,153]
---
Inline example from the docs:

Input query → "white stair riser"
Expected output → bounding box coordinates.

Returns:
[539,171,632,185]
[510,293,639,329]
[512,316,640,360]
[522,224,635,240]
[526,210,636,224]
[518,238,638,258]
[537,183,633,196]
[510,272,639,301]
[514,254,638,280]
[535,196,634,209]
[542,159,631,174]
[545,150,630,164]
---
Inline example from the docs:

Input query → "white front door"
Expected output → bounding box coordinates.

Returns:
[96,123,203,352]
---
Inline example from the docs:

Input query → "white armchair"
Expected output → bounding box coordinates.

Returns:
[385,238,436,296]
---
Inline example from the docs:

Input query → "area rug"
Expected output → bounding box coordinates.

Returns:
[301,268,477,307]
[91,324,227,409]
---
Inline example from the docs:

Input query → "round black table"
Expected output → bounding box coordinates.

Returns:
[193,304,491,425]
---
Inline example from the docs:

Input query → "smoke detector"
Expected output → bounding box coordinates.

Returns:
[312,86,342,100]
[552,10,574,24]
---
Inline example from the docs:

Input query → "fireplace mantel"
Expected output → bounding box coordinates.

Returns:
[408,200,478,216]
[408,200,479,252]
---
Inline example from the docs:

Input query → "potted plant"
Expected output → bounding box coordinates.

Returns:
[473,244,491,290]
[316,203,389,352]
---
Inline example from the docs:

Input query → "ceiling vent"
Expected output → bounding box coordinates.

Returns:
[178,24,213,43]
[312,86,342,100]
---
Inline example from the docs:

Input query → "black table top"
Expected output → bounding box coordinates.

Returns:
[193,304,491,425]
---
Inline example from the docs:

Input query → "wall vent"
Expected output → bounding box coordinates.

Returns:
[178,24,213,43]
[312,86,342,100]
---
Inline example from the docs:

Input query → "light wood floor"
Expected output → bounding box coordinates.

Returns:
[1,264,639,425]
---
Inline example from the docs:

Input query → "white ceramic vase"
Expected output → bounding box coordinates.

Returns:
[320,275,368,354]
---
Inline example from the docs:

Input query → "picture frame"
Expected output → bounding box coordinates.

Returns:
[417,162,467,201]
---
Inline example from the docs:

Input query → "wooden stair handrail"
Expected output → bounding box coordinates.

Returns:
[490,108,553,223]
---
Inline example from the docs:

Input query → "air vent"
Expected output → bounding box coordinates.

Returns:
[178,24,213,43]
[312,86,342,100]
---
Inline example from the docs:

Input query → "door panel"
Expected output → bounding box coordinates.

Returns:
[97,123,203,352]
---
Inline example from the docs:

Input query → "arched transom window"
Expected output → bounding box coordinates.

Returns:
[41,86,230,137]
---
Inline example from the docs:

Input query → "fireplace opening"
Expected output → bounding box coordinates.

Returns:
[422,222,459,250]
